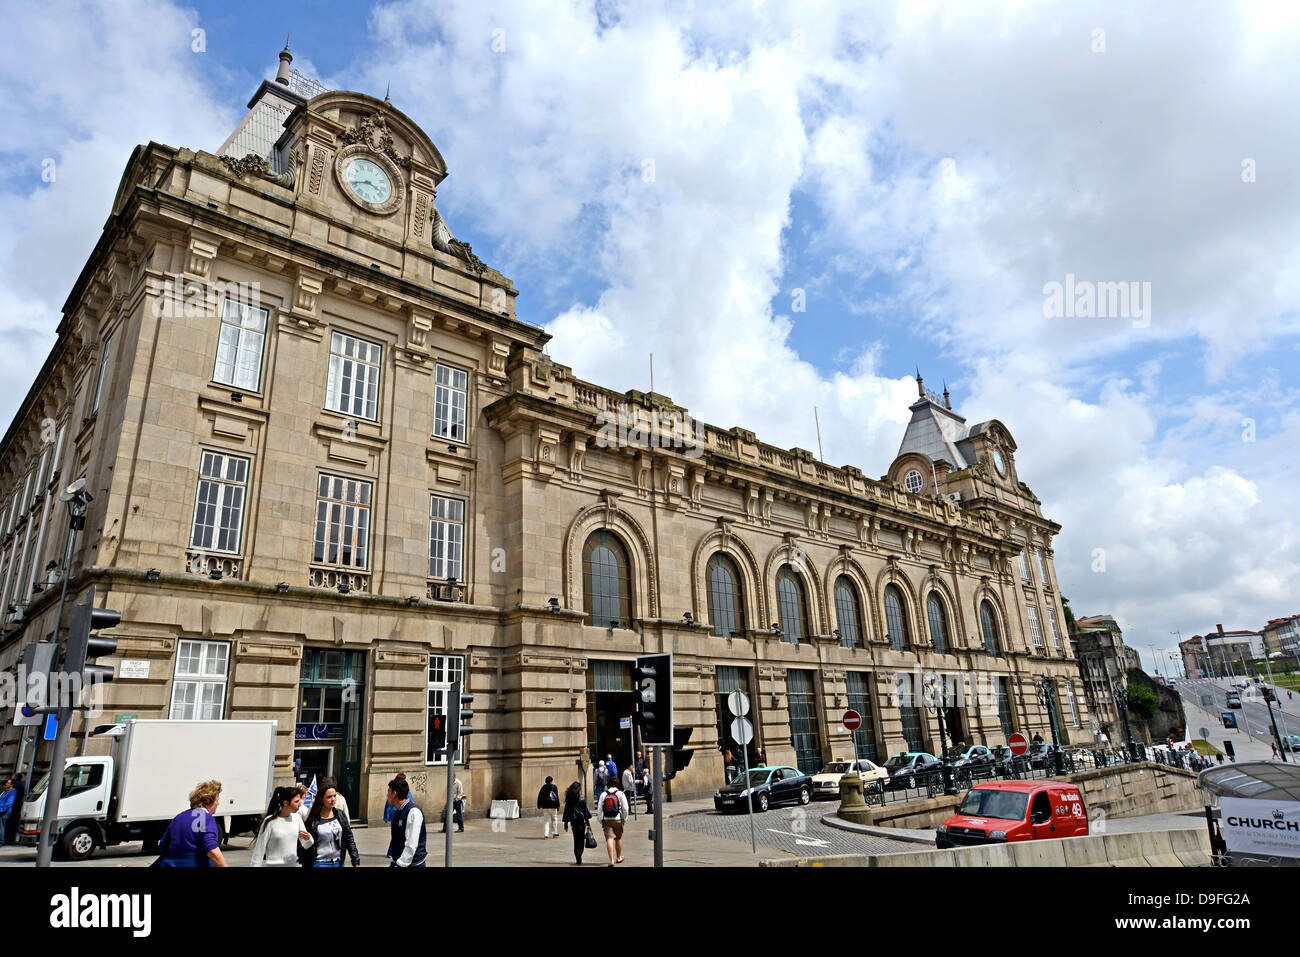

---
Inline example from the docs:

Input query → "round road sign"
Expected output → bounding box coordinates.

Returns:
[727,690,750,716]
[842,710,862,732]
[1008,731,1029,756]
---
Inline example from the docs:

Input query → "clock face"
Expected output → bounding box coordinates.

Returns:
[344,157,392,205]
[993,448,1006,476]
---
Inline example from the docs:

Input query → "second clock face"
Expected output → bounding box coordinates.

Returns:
[344,157,392,205]
[993,448,1006,476]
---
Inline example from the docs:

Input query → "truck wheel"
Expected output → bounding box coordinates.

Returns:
[62,825,97,862]
[217,819,228,848]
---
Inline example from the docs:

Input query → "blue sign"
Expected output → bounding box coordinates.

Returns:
[295,723,343,740]
[1221,712,1237,729]
[43,712,59,741]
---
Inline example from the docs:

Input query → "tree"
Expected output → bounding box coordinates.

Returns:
[1127,682,1158,719]
[1060,595,1076,629]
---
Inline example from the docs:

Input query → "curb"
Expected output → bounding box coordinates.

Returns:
[819,812,935,844]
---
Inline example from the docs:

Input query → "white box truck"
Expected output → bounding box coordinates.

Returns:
[19,719,277,861]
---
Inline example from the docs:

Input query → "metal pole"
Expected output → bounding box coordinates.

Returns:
[652,746,663,868]
[742,735,755,853]
[444,745,454,867]
[626,720,636,820]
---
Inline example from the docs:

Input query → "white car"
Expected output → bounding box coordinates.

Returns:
[810,758,888,798]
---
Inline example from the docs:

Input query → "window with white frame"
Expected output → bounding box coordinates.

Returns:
[1067,682,1080,727]
[169,639,229,720]
[1018,549,1032,581]
[1047,606,1063,649]
[903,469,923,494]
[189,451,249,554]
[213,298,269,391]
[433,363,469,442]
[314,473,372,568]
[325,331,381,420]
[429,495,465,581]
[1027,604,1044,647]
[426,653,466,765]
[91,332,116,414]
[1037,548,1050,587]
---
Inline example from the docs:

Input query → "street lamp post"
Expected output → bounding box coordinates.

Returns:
[924,672,953,794]
[1112,679,1136,764]
[1037,676,1063,774]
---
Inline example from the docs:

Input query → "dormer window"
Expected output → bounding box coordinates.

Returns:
[903,469,923,494]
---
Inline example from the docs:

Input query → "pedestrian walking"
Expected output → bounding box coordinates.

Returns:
[300,782,360,867]
[537,775,561,839]
[0,779,14,848]
[605,754,617,780]
[594,759,610,796]
[441,774,466,832]
[562,781,593,865]
[641,766,653,813]
[386,776,427,867]
[597,779,629,866]
[383,772,407,823]
[1271,742,1279,760]
[250,784,311,867]
[152,780,227,867]
[319,775,349,821]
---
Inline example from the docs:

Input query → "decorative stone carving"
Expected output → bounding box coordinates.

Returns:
[185,235,219,279]
[340,111,413,169]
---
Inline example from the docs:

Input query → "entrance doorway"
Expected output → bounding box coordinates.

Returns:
[786,669,824,774]
[586,660,636,792]
[297,648,366,818]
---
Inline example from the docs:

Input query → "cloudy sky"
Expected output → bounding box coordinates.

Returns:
[1,0,1297,661]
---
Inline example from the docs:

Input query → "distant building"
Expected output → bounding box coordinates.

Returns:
[1261,615,1300,658]
[1202,625,1263,677]
[1180,635,1209,678]
[1068,614,1139,742]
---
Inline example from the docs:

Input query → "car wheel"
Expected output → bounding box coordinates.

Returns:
[799,787,811,805]
[756,793,770,812]
[61,825,96,862]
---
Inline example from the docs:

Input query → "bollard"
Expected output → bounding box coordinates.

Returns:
[838,771,866,811]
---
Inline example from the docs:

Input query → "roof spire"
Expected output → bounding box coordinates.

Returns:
[942,381,951,410]
[915,366,924,398]
[384,81,391,104]
[275,35,294,85]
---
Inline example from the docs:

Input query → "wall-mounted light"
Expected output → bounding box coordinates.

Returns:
[338,580,351,595]
[146,568,161,581]
[548,597,560,613]
[276,582,290,594]
[609,619,619,629]
[770,622,781,636]
[447,445,458,454]
[208,567,222,581]
[406,596,421,607]
[683,611,694,624]
[230,392,243,403]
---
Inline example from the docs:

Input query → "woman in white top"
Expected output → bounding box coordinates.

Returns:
[250,785,312,866]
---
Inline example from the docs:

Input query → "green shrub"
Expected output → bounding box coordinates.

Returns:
[1127,683,1158,719]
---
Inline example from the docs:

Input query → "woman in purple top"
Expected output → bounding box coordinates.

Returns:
[153,780,228,867]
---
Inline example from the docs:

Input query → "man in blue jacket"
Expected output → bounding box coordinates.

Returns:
[0,779,15,847]
[386,777,427,867]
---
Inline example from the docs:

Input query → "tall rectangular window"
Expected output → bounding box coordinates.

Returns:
[213,298,269,391]
[91,332,116,414]
[433,363,469,442]
[1027,604,1043,647]
[1067,682,1081,727]
[189,451,249,554]
[313,474,372,568]
[1047,607,1063,650]
[1037,548,1050,587]
[427,653,466,766]
[1018,549,1032,581]
[429,495,465,581]
[996,677,1013,737]
[845,671,878,762]
[325,331,381,420]
[169,639,229,720]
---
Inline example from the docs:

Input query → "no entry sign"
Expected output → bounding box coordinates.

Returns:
[843,710,862,732]
[1009,732,1029,755]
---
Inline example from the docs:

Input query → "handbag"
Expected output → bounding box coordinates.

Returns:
[584,824,598,848]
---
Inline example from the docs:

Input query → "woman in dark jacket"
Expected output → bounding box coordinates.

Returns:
[561,781,591,865]
[299,784,360,867]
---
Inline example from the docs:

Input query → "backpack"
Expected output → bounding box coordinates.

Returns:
[601,790,622,819]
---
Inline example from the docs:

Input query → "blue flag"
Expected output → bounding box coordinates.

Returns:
[301,775,319,814]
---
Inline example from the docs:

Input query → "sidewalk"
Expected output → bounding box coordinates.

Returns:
[1177,680,1274,760]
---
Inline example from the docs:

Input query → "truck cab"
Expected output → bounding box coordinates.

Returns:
[936,781,1089,848]
[19,756,115,860]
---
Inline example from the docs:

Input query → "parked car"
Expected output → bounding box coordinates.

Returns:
[883,752,942,790]
[943,745,995,770]
[810,758,888,799]
[713,766,812,813]
[1024,742,1067,769]
[1285,735,1300,754]
[1226,692,1242,709]
[936,781,1089,849]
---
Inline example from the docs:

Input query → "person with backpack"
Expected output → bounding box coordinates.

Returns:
[597,779,629,866]
[537,775,561,839]
[594,760,610,798]
[561,781,593,864]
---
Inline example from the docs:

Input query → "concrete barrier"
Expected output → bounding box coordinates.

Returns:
[1062,833,1112,866]
[1170,827,1212,867]
[1136,830,1183,867]
[1102,832,1150,866]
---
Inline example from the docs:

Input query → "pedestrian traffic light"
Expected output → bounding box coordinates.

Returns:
[64,587,120,705]
[663,726,694,781]
[633,653,673,746]
[429,714,447,756]
[446,678,473,747]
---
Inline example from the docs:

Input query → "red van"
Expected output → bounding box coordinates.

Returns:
[935,780,1089,848]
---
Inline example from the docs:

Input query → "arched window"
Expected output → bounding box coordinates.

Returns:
[583,530,632,628]
[775,565,809,643]
[706,553,745,638]
[884,584,910,651]
[979,600,1001,657]
[834,576,863,648]
[926,592,948,656]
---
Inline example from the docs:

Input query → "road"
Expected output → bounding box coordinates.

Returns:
[1176,677,1300,756]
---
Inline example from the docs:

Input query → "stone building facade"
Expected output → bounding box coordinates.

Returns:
[0,52,1087,820]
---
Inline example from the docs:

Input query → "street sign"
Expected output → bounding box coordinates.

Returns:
[727,690,750,717]
[1199,727,1209,740]
[730,716,754,746]
[43,712,59,741]
[1008,731,1029,756]
[843,710,862,732]
[1221,712,1238,729]
[619,716,631,729]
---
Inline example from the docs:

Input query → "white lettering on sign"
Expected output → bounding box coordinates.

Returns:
[117,660,150,679]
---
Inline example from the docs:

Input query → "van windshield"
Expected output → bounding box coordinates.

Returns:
[27,763,104,800]
[958,789,1029,821]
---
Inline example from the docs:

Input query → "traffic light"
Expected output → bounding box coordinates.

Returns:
[64,587,120,703]
[633,653,673,746]
[446,678,473,748]
[663,726,694,781]
[429,714,447,757]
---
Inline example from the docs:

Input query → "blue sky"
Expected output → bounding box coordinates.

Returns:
[1,0,1298,655]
